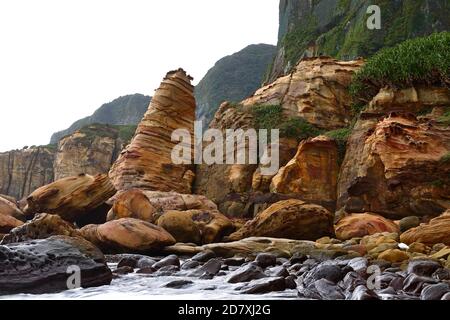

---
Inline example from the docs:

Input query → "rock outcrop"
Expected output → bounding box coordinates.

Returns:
[270,135,339,208]
[335,213,399,241]
[0,196,24,221]
[0,146,55,200]
[80,218,176,253]
[227,199,334,241]
[109,69,196,194]
[0,213,23,235]
[401,211,450,246]
[24,174,116,222]
[338,113,450,219]
[54,124,127,180]
[0,235,112,295]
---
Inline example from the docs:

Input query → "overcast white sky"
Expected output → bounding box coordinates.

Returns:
[0,0,278,152]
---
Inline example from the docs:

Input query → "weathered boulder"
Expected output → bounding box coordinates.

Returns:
[80,218,176,253]
[109,69,196,194]
[106,189,217,223]
[24,173,116,222]
[0,196,25,221]
[0,235,112,295]
[338,113,450,219]
[226,200,334,241]
[0,213,23,234]
[270,136,339,208]
[1,213,80,244]
[400,211,450,246]
[335,213,399,240]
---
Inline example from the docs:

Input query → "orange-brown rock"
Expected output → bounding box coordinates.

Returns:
[270,136,339,207]
[400,210,450,246]
[24,174,116,222]
[226,199,334,241]
[335,213,399,241]
[0,214,23,234]
[106,189,217,223]
[241,57,364,130]
[109,69,196,194]
[0,196,25,221]
[80,218,176,253]
[157,209,235,244]
[1,213,80,244]
[338,113,450,219]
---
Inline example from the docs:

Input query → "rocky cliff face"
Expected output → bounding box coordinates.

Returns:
[0,146,55,200]
[54,124,131,180]
[195,44,276,128]
[50,94,150,144]
[268,0,450,82]
[109,69,196,194]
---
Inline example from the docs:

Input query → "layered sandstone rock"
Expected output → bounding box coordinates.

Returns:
[400,211,450,246]
[109,69,196,194]
[226,199,334,241]
[1,213,80,244]
[0,213,23,234]
[0,196,24,221]
[107,189,217,222]
[80,218,176,253]
[24,174,116,222]
[335,213,399,241]
[242,57,364,130]
[54,124,125,180]
[0,146,55,200]
[270,136,339,208]
[338,113,450,219]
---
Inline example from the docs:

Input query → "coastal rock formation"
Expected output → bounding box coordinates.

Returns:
[335,213,399,241]
[0,214,23,235]
[338,113,450,219]
[0,235,112,295]
[0,146,55,200]
[243,57,364,130]
[270,136,339,207]
[24,174,116,222]
[54,124,127,180]
[400,211,450,246]
[107,189,217,223]
[109,69,196,194]
[226,199,334,241]
[0,196,24,220]
[1,213,80,244]
[157,209,235,244]
[80,218,176,253]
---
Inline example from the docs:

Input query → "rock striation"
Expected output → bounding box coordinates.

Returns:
[109,69,196,194]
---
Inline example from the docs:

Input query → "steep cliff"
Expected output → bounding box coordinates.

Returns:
[268,0,450,82]
[195,44,276,127]
[0,146,55,200]
[50,94,150,144]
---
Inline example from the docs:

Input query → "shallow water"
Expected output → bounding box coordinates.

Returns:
[1,263,299,300]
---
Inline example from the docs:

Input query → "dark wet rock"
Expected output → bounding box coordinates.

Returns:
[303,258,317,266]
[217,271,227,277]
[199,273,215,280]
[255,253,277,268]
[288,263,303,273]
[181,260,200,270]
[136,257,157,269]
[314,279,345,300]
[407,259,441,277]
[399,216,420,233]
[290,253,307,265]
[442,292,450,300]
[378,272,400,289]
[403,274,438,295]
[297,265,310,275]
[376,287,397,296]
[384,267,402,273]
[269,266,289,278]
[117,257,138,269]
[339,272,366,292]
[227,263,267,283]
[113,266,134,275]
[224,257,246,266]
[432,268,450,281]
[303,264,344,286]
[297,286,321,300]
[241,277,286,294]
[106,253,151,264]
[349,285,379,300]
[420,283,450,300]
[346,257,368,274]
[192,250,216,262]
[220,264,229,271]
[191,258,222,277]
[136,267,156,274]
[390,277,405,291]
[154,265,179,276]
[164,280,193,289]
[285,275,297,289]
[152,255,180,269]
[0,236,112,295]
[276,258,289,265]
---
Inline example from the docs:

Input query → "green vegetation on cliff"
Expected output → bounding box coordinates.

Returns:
[350,32,450,101]
[324,128,351,164]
